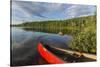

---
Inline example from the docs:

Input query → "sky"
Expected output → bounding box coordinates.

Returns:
[11,1,96,24]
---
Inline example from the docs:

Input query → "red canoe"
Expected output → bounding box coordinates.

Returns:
[37,43,65,64]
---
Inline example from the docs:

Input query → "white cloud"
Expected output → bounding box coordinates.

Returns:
[11,1,96,24]
[64,5,96,18]
[12,1,34,21]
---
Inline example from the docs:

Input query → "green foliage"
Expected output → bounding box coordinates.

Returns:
[12,15,96,54]
[70,16,96,54]
[70,30,96,54]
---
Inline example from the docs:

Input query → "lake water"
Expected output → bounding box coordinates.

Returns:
[11,27,72,66]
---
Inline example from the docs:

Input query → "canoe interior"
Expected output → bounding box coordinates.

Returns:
[43,45,96,63]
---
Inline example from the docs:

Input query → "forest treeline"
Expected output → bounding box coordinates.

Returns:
[12,15,96,54]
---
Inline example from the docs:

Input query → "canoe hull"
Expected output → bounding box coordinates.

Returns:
[37,43,65,64]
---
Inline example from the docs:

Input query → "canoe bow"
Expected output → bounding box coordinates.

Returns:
[37,43,65,64]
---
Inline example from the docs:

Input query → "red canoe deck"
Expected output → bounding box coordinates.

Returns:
[37,43,65,64]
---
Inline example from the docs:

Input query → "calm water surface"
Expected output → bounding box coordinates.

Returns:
[11,27,72,66]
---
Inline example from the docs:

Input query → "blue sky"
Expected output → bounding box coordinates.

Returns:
[12,1,96,24]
